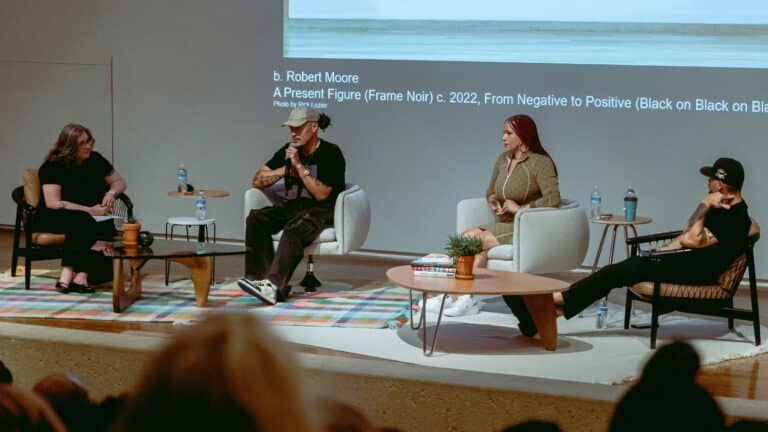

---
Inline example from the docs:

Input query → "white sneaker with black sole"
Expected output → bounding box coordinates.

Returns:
[444,295,480,317]
[419,294,454,314]
[237,278,278,305]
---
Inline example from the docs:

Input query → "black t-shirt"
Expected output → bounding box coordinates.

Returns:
[702,200,751,262]
[38,151,114,208]
[671,200,751,278]
[265,139,346,204]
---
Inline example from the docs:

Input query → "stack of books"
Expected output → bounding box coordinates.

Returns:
[410,253,456,278]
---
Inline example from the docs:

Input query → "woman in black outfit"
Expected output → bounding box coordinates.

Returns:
[38,124,127,293]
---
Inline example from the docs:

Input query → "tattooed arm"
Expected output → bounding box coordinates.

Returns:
[295,162,333,201]
[251,165,285,189]
[678,202,717,249]
[657,192,731,250]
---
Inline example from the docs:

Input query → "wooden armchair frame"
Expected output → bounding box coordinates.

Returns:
[623,223,761,349]
[10,185,133,290]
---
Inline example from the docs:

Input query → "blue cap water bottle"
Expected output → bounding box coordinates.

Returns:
[624,186,637,222]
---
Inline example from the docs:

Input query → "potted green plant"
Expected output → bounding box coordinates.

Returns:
[445,234,484,280]
[122,206,141,248]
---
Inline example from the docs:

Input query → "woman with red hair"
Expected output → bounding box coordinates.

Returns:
[426,114,561,318]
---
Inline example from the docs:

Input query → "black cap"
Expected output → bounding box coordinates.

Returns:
[699,157,744,189]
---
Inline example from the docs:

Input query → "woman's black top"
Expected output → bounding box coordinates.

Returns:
[38,151,114,209]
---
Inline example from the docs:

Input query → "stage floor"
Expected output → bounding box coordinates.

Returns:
[1,229,767,401]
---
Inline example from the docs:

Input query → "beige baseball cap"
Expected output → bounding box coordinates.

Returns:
[281,107,320,127]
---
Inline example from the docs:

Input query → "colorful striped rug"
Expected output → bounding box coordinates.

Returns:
[0,270,410,329]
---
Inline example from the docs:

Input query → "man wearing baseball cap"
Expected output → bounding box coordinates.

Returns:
[238,107,346,305]
[508,157,754,336]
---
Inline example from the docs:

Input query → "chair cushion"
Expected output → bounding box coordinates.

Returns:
[22,169,41,208]
[487,244,514,260]
[32,232,66,246]
[632,281,729,300]
[272,227,336,243]
[632,253,748,300]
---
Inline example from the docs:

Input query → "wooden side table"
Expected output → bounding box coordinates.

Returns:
[167,189,230,242]
[583,215,652,322]
[168,189,230,199]
[166,189,230,285]
[590,215,652,272]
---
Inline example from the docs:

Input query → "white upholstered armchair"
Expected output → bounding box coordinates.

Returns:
[243,182,371,290]
[456,198,589,273]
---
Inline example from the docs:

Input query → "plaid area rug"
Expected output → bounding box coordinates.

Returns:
[0,270,410,329]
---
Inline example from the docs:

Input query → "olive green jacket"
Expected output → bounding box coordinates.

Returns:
[486,152,561,223]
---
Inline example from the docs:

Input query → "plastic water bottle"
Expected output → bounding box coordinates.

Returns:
[195,191,207,220]
[596,297,608,329]
[624,186,638,222]
[590,186,602,219]
[196,241,206,254]
[177,164,188,193]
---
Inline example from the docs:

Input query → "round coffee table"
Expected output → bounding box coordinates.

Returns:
[386,265,569,355]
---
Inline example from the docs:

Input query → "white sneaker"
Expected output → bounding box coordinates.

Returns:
[444,295,480,317]
[237,278,278,305]
[419,294,454,313]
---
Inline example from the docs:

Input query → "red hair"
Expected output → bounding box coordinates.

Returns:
[505,114,557,175]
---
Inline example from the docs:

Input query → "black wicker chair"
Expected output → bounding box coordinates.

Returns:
[10,169,132,290]
[624,219,761,349]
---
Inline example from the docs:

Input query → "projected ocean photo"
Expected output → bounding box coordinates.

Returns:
[284,0,768,69]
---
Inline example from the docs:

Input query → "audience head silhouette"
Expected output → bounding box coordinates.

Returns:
[0,383,66,432]
[501,420,562,431]
[0,361,11,384]
[610,341,725,432]
[318,397,379,432]
[113,312,312,432]
[32,373,92,432]
[638,339,701,387]
[727,420,768,431]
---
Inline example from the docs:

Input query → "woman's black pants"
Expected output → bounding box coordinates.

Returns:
[38,209,116,284]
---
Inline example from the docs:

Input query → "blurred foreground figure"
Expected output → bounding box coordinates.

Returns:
[610,341,725,432]
[113,312,312,432]
[0,384,66,432]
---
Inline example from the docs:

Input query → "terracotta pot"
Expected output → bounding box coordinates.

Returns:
[123,223,141,247]
[454,255,475,280]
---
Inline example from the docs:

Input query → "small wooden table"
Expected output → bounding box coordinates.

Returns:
[167,189,230,199]
[590,215,652,271]
[386,266,569,355]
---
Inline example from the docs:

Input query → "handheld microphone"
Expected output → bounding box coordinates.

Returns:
[284,143,297,194]
[285,143,297,175]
